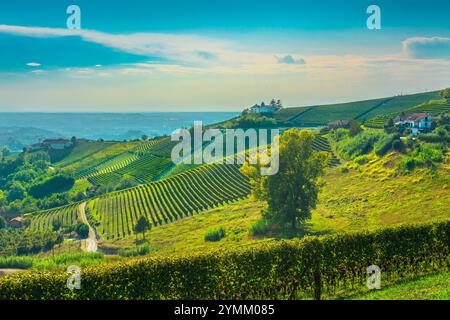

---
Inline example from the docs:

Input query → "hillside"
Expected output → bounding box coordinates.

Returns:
[273,90,441,126]
[364,99,450,128]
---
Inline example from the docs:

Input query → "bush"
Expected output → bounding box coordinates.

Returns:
[374,134,398,156]
[118,243,151,257]
[74,222,89,239]
[204,226,226,242]
[398,145,444,172]
[353,155,370,165]
[335,131,383,159]
[29,175,75,199]
[0,220,447,300]
[250,219,269,236]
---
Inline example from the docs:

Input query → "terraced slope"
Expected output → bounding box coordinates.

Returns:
[313,136,340,166]
[364,99,450,128]
[88,163,251,239]
[273,91,442,126]
[73,138,176,185]
[28,204,80,232]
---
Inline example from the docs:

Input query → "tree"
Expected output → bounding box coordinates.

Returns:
[7,182,26,202]
[0,216,7,229]
[1,146,10,159]
[71,136,77,145]
[75,222,89,239]
[133,216,151,240]
[242,129,329,230]
[141,134,149,141]
[440,88,450,101]
[348,120,362,137]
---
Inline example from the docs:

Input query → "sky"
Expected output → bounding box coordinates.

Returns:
[0,0,449,112]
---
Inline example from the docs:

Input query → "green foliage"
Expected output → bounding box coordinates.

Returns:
[0,228,63,256]
[334,130,384,159]
[374,134,399,156]
[74,222,89,239]
[133,216,152,240]
[398,145,444,172]
[348,120,362,137]
[6,182,26,202]
[0,216,7,229]
[225,114,277,129]
[353,155,371,165]
[0,252,103,271]
[204,226,226,242]
[250,219,269,236]
[118,243,151,257]
[28,174,75,199]
[0,220,447,300]
[440,88,450,100]
[264,129,329,229]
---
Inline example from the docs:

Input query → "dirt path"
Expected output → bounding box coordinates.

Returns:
[78,202,98,253]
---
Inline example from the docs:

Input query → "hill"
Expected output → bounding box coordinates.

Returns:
[273,90,441,126]
[364,98,450,128]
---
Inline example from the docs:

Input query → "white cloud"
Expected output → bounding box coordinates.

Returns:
[26,62,41,67]
[402,37,450,60]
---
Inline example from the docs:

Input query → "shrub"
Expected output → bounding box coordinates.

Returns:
[335,131,383,159]
[398,145,444,172]
[74,222,89,239]
[29,175,75,199]
[374,134,398,156]
[204,226,226,242]
[118,243,151,257]
[250,219,269,236]
[0,220,447,300]
[353,155,370,165]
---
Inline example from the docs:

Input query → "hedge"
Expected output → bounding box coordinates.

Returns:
[0,220,448,300]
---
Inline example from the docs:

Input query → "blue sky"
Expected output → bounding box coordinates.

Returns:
[0,0,449,111]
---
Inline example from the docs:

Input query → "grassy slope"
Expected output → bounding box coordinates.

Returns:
[56,141,139,172]
[273,91,441,125]
[101,154,449,254]
[347,270,450,300]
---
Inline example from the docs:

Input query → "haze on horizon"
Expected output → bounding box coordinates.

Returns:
[0,0,449,112]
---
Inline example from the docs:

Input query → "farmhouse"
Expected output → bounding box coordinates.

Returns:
[244,99,283,115]
[328,119,351,129]
[395,113,432,135]
[42,139,73,150]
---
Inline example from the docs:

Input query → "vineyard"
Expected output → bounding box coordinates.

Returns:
[88,163,250,239]
[73,138,176,186]
[28,204,80,232]
[364,99,450,128]
[312,136,340,166]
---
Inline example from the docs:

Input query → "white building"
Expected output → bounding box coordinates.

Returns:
[395,113,432,135]
[247,99,283,114]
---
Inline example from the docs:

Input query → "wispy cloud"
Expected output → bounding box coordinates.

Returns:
[402,37,450,60]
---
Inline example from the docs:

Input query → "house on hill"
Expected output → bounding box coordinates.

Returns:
[244,99,283,115]
[395,113,432,135]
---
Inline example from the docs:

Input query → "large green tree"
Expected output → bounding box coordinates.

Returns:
[134,216,152,240]
[440,88,450,100]
[242,129,329,229]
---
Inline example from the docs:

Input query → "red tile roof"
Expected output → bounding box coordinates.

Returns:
[401,113,429,121]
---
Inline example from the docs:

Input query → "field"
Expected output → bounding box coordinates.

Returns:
[87,163,251,239]
[28,204,80,232]
[364,99,450,128]
[273,91,441,126]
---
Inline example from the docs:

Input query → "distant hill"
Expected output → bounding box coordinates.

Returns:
[0,126,63,152]
[274,90,442,126]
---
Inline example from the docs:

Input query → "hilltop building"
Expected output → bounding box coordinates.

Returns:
[25,139,74,152]
[243,99,283,115]
[395,113,432,135]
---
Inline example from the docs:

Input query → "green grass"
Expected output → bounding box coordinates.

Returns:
[86,163,251,240]
[348,270,450,300]
[0,252,104,271]
[273,91,442,126]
